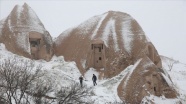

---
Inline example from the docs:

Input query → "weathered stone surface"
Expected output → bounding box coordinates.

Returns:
[0,4,177,102]
[0,3,53,61]
[54,11,162,77]
[117,56,177,103]
[54,11,177,102]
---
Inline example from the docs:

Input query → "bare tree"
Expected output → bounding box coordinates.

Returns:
[56,82,94,104]
[30,79,55,104]
[0,57,43,104]
[0,57,97,104]
[0,87,7,104]
[166,58,179,71]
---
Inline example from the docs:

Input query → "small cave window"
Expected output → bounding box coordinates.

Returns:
[99,57,102,60]
[154,87,156,92]
[99,47,101,52]
[30,41,38,47]
[30,39,40,47]
[148,45,154,61]
[32,53,35,57]
[154,61,158,65]
[147,81,151,85]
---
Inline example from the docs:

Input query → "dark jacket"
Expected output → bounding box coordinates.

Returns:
[92,75,97,81]
[79,76,83,82]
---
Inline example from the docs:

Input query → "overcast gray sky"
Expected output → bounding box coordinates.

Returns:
[0,0,186,63]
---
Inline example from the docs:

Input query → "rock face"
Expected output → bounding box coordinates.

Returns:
[0,3,53,61]
[54,11,177,102]
[117,57,177,103]
[54,11,161,76]
[0,5,178,102]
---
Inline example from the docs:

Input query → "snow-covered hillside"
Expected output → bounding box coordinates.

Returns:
[0,43,127,103]
[0,43,186,103]
[161,56,186,103]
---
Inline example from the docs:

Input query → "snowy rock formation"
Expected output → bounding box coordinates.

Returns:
[0,3,180,103]
[0,3,53,61]
[54,11,161,75]
[54,11,177,103]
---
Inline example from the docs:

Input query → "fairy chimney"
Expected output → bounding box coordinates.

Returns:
[54,11,162,76]
[54,11,177,102]
[0,3,53,61]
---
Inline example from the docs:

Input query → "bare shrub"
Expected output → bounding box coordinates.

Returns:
[0,57,98,104]
[0,57,43,104]
[56,82,94,104]
[166,58,179,71]
[30,79,55,104]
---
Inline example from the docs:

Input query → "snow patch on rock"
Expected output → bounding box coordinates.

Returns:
[101,18,110,47]
[43,31,53,45]
[161,73,174,88]
[16,32,30,54]
[143,58,154,69]
[121,17,133,53]
[25,4,45,33]
[16,5,23,24]
[101,18,119,51]
[8,4,45,33]
[81,59,86,69]
[55,28,74,45]
[123,59,142,88]
[0,19,5,36]
[91,13,108,39]
[110,19,119,51]
[78,15,101,35]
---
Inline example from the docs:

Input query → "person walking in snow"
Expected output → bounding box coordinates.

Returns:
[79,76,83,87]
[92,74,97,86]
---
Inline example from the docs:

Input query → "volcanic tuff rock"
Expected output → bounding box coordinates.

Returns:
[0,3,53,61]
[0,4,178,103]
[54,11,177,102]
[54,11,162,76]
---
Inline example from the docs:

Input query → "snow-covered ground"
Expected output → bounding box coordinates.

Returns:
[161,56,186,103]
[0,43,126,103]
[84,65,135,103]
[0,43,186,103]
[142,94,181,104]
[0,43,137,103]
